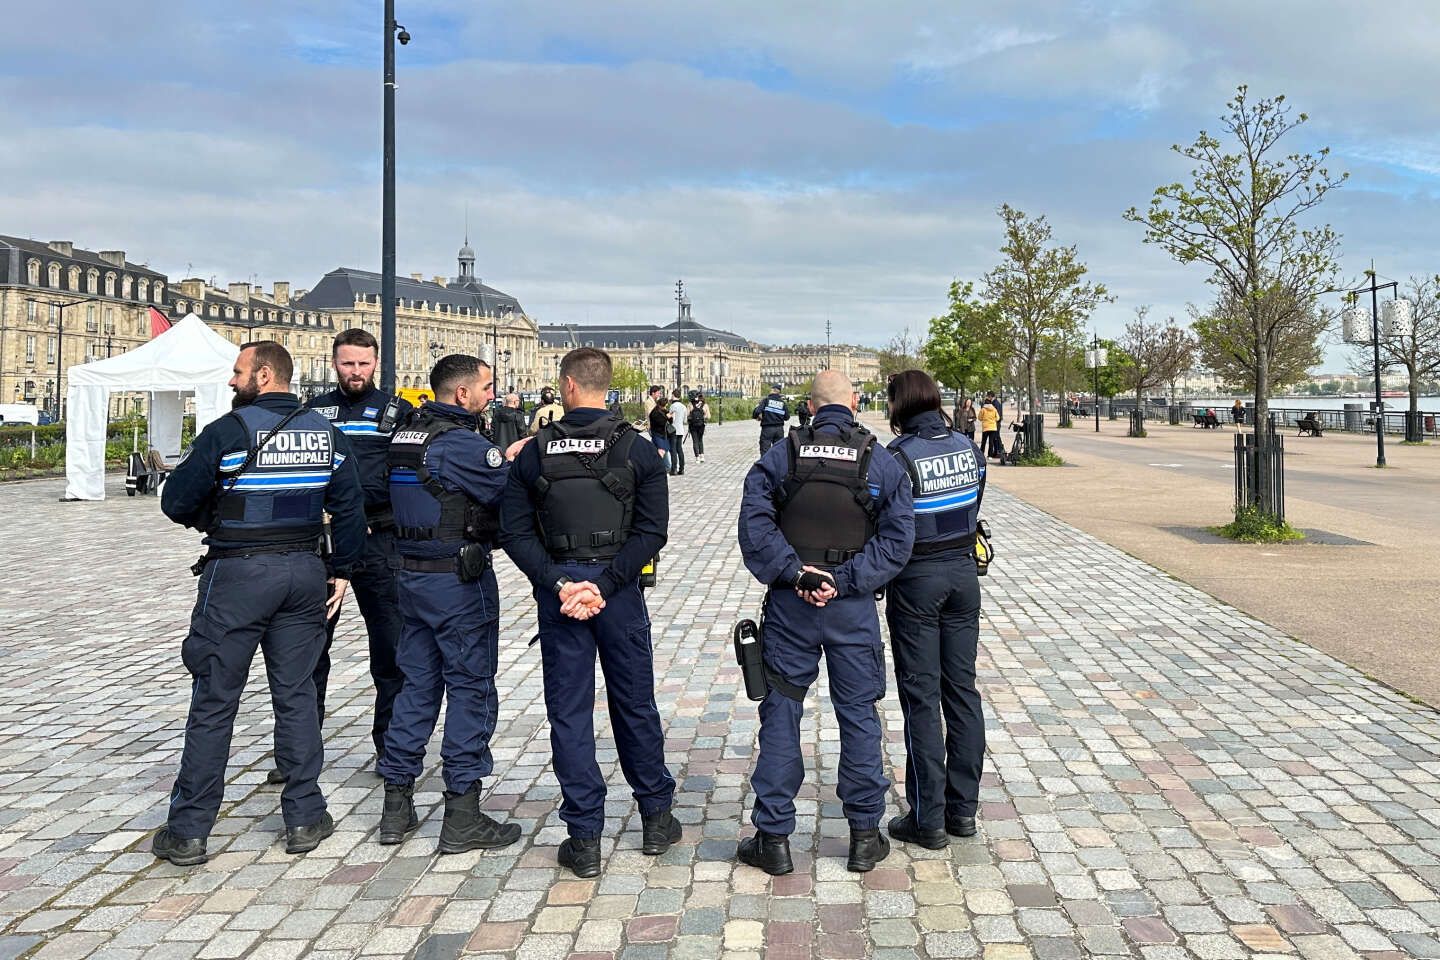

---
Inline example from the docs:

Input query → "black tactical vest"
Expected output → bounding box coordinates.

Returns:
[534,416,638,560]
[387,416,498,548]
[775,424,877,568]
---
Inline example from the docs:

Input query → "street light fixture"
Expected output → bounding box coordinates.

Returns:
[380,1,410,394]
[1085,333,1108,434]
[26,295,99,422]
[1341,263,1409,466]
[674,280,686,394]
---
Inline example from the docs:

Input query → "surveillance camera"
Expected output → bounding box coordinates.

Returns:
[396,26,411,44]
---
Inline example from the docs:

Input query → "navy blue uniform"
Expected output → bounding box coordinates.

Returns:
[500,408,675,840]
[306,386,413,759]
[885,410,987,830]
[378,401,508,795]
[160,393,365,838]
[752,392,790,456]
[737,404,914,835]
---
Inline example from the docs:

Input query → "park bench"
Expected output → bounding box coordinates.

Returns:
[1296,415,1324,437]
[1192,413,1221,429]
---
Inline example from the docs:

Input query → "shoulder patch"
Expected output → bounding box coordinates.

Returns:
[313,405,340,419]
[363,406,379,419]
[486,446,504,468]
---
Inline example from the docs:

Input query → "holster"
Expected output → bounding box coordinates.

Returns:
[733,619,766,702]
[457,543,489,583]
[974,519,993,576]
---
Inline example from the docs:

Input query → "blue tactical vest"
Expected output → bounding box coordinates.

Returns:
[210,404,339,544]
[387,413,499,559]
[889,421,984,556]
[758,395,788,427]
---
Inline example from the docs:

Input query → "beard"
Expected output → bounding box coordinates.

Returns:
[232,372,260,405]
[340,374,375,399]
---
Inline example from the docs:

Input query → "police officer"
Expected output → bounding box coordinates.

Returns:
[882,370,986,848]
[528,385,564,434]
[796,394,813,429]
[266,328,412,784]
[377,354,522,853]
[500,347,679,878]
[752,385,790,455]
[153,341,365,866]
[736,369,914,875]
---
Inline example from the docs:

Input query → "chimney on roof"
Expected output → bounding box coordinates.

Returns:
[228,282,251,303]
[433,275,446,286]
[295,289,308,301]
[179,278,206,300]
[272,281,290,305]
[98,250,126,267]
[410,272,424,282]
[47,241,73,257]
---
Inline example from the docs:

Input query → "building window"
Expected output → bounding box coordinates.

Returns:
[49,303,59,324]
[45,262,60,286]
[27,260,40,285]
[137,278,149,301]
[87,269,99,294]
[25,335,35,363]
[176,300,188,314]
[47,336,57,363]
[210,305,219,317]
[122,275,133,299]
[152,282,163,302]
[26,300,38,323]
[68,266,80,290]
[224,307,234,319]
[104,273,116,297]
[86,306,97,332]
[104,308,115,333]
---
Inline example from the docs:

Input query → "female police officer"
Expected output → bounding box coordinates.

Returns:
[883,370,986,847]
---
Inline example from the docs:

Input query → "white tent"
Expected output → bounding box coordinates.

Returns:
[64,313,238,501]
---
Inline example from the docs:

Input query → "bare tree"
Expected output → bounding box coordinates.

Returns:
[1125,86,1345,517]
[1352,275,1440,440]
[877,328,927,381]
[983,205,1110,416]
[1120,307,1197,435]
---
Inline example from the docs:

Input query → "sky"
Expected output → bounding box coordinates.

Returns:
[3,1,1438,368]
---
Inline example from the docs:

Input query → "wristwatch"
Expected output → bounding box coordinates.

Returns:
[553,575,573,596]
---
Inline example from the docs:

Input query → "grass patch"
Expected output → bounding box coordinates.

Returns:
[1015,444,1065,467]
[1208,506,1305,543]
[1400,440,1428,446]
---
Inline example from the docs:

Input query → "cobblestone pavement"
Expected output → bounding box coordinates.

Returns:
[1,418,1438,960]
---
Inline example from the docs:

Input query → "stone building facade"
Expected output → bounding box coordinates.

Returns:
[0,237,167,417]
[760,343,881,389]
[294,244,539,394]
[538,301,762,399]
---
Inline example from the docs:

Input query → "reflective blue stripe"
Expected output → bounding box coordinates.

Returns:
[337,422,380,434]
[915,488,979,507]
[390,475,422,485]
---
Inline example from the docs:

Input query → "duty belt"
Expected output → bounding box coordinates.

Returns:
[911,532,977,557]
[365,506,395,532]
[191,540,320,575]
[399,555,458,574]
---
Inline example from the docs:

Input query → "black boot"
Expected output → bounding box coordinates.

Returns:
[641,810,682,855]
[737,831,793,876]
[946,814,978,838]
[378,782,419,845]
[285,811,335,854]
[151,828,208,867]
[266,768,285,785]
[888,813,949,850]
[437,785,521,854]
[847,827,890,872]
[557,836,602,878]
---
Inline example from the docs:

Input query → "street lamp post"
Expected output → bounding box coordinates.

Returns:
[27,296,98,422]
[380,1,410,394]
[1343,264,1400,468]
[1085,333,1107,434]
[674,279,685,394]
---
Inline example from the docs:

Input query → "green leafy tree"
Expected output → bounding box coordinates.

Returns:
[1125,86,1344,515]
[610,359,649,398]
[983,205,1110,414]
[1092,339,1133,399]
[1121,307,1200,423]
[923,281,1003,402]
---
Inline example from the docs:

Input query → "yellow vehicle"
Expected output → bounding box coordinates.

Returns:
[397,387,433,408]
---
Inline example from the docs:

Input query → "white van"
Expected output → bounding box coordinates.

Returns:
[0,403,42,426]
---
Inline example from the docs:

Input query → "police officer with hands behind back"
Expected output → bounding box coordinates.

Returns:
[154,341,365,866]
[752,385,790,455]
[501,347,680,879]
[272,328,412,785]
[883,370,987,849]
[377,354,523,853]
[736,369,914,875]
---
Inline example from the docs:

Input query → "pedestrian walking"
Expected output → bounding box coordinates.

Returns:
[646,389,671,466]
[500,348,680,878]
[735,369,915,876]
[153,341,365,866]
[752,385,790,455]
[687,394,708,462]
[290,328,411,784]
[954,396,977,441]
[977,398,1001,460]
[883,370,986,848]
[667,389,688,475]
[376,354,523,853]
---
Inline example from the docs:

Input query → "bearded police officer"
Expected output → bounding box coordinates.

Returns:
[736,368,914,875]
[752,385,790,456]
[154,341,365,866]
[262,328,412,785]
[500,347,679,879]
[883,370,987,848]
[376,354,521,853]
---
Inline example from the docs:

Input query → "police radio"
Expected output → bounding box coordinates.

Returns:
[639,553,659,589]
[377,395,404,433]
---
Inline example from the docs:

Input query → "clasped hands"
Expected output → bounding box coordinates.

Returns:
[559,580,606,620]
[794,565,837,607]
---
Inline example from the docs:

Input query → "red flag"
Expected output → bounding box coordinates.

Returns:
[148,307,172,338]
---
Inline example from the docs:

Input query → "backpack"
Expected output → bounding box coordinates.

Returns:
[687,405,705,428]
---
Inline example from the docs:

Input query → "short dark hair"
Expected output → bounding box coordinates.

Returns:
[671,388,682,399]
[239,340,293,386]
[561,348,613,392]
[332,327,378,357]
[887,368,944,434]
[648,384,663,397]
[429,353,488,396]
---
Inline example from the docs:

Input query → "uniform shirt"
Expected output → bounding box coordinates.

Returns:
[307,385,413,513]
[738,404,914,598]
[529,401,565,435]
[161,392,366,575]
[389,400,509,560]
[500,407,669,599]
[753,393,790,427]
